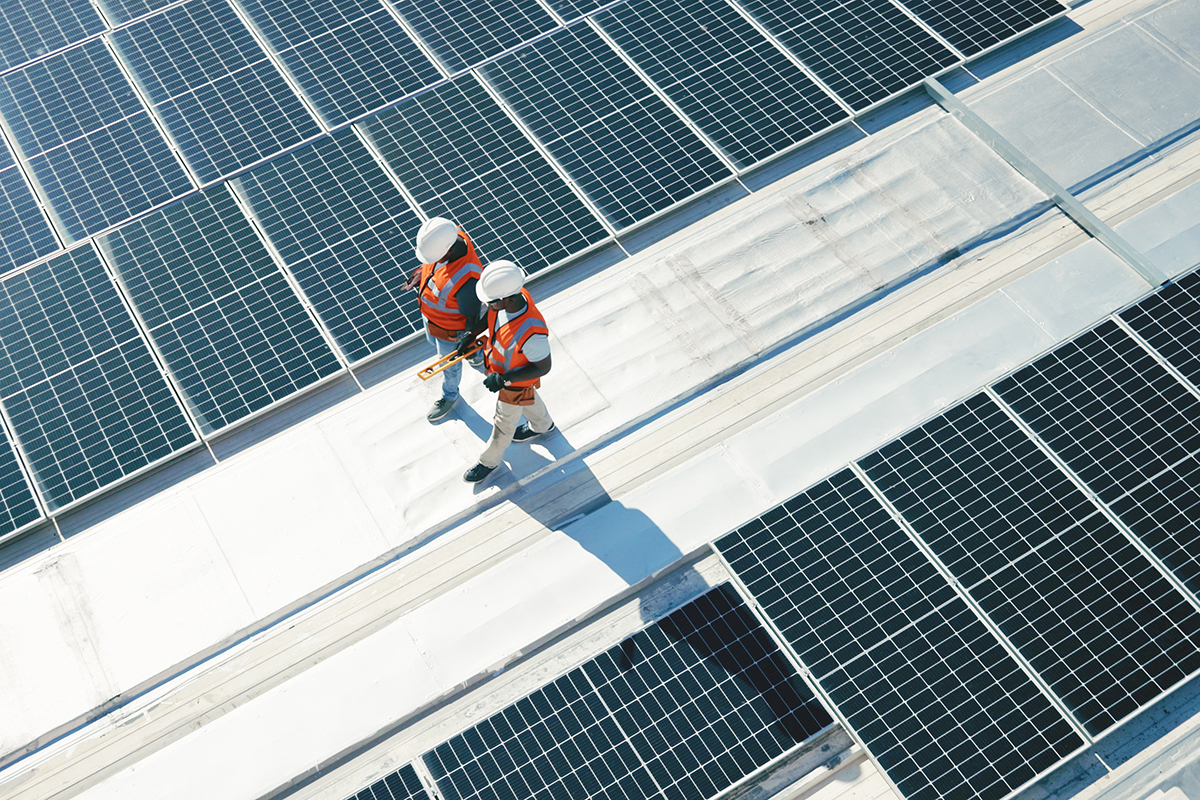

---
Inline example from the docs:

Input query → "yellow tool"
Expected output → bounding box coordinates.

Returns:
[418,340,483,381]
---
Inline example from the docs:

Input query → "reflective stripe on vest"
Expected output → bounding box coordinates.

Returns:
[418,232,481,330]
[423,261,478,314]
[485,290,548,387]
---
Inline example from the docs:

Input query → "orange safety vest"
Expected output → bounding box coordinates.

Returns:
[484,288,549,388]
[418,232,482,335]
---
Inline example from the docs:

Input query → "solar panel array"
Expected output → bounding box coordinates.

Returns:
[353,584,831,800]
[0,0,1065,533]
[716,267,1200,799]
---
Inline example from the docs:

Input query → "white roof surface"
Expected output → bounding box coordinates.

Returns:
[3,1,1200,799]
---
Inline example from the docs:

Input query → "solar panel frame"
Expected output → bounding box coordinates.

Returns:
[233,0,443,127]
[0,153,59,274]
[0,415,43,538]
[345,762,430,800]
[0,0,107,73]
[894,0,1067,58]
[97,0,177,25]
[388,0,559,74]
[1121,267,1200,392]
[591,0,850,170]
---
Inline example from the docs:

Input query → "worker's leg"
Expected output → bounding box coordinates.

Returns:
[425,325,461,401]
[478,399,524,468]
[522,390,553,434]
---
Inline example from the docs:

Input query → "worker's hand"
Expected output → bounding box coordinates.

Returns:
[402,269,420,290]
[454,331,477,358]
[482,373,506,393]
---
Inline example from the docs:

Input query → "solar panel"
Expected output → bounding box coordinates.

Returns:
[732,0,957,111]
[592,0,850,169]
[361,74,608,273]
[0,155,58,274]
[0,39,193,241]
[389,0,558,73]
[477,25,732,229]
[235,0,442,127]
[110,0,322,183]
[717,469,1083,800]
[1121,267,1200,390]
[541,0,606,24]
[0,421,42,537]
[0,0,106,72]
[96,187,341,434]
[347,763,430,800]
[861,393,1200,736]
[231,129,425,362]
[422,584,825,800]
[897,0,1066,58]
[0,246,196,510]
[97,0,175,25]
[1109,455,1200,597]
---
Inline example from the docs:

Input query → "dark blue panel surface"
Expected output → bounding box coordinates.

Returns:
[0,161,58,274]
[0,0,105,72]
[390,0,556,73]
[0,40,192,241]
[479,26,732,229]
[346,763,430,800]
[112,0,322,182]
[1122,267,1200,390]
[232,130,424,362]
[96,0,174,23]
[719,469,1083,800]
[0,422,41,537]
[97,188,341,434]
[364,75,608,273]
[595,0,848,169]
[0,247,195,509]
[898,0,1065,57]
[734,0,956,110]
[862,393,1200,736]
[237,0,441,126]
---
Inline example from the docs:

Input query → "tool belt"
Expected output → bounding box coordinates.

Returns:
[499,379,540,406]
[426,321,464,342]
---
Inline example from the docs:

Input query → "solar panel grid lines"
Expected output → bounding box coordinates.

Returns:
[861,391,1200,738]
[590,0,850,171]
[1121,268,1200,394]
[716,468,1085,800]
[893,0,1067,58]
[99,0,185,26]
[0,0,107,73]
[0,245,196,510]
[476,23,733,230]
[0,146,60,274]
[388,0,559,74]
[109,0,323,183]
[347,763,430,800]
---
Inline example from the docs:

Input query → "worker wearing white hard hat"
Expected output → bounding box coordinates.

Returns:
[405,217,484,422]
[454,260,555,484]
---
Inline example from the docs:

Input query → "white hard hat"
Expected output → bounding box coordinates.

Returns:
[414,217,459,263]
[476,260,526,302]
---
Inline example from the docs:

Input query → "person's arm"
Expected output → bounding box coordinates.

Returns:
[455,278,482,330]
[500,353,551,385]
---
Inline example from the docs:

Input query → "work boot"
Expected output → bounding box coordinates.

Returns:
[462,463,496,483]
[512,422,555,443]
[427,397,457,422]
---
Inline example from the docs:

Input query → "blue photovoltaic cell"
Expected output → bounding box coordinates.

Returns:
[389,0,557,73]
[718,470,1083,800]
[0,422,41,537]
[1121,267,1200,390]
[0,158,58,274]
[232,130,425,362]
[594,0,849,169]
[479,25,732,229]
[111,0,322,183]
[734,0,957,111]
[236,0,441,126]
[898,0,1066,57]
[0,40,193,241]
[0,247,195,510]
[362,74,608,273]
[541,0,604,23]
[0,0,106,72]
[345,763,429,800]
[993,319,1200,597]
[861,393,1200,736]
[97,188,341,434]
[96,0,175,24]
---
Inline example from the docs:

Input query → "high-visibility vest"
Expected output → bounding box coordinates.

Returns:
[484,289,548,387]
[419,232,482,332]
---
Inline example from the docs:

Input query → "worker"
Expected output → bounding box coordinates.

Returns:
[456,260,556,484]
[406,217,483,422]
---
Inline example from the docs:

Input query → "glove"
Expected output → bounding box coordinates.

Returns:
[454,331,477,358]
[483,373,506,393]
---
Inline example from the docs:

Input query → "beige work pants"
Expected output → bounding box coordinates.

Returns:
[478,391,553,468]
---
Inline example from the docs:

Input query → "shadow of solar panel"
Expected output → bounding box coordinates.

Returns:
[362,74,608,273]
[0,0,105,72]
[237,0,442,127]
[583,584,830,800]
[734,0,956,111]
[0,40,193,241]
[593,0,849,170]
[1122,267,1200,390]
[718,468,1082,800]
[97,188,340,434]
[897,0,1066,57]
[479,25,732,230]
[346,762,429,800]
[111,0,322,183]
[862,393,1200,736]
[0,247,195,510]
[232,130,424,361]
[0,422,41,537]
[0,162,58,274]
[391,0,557,73]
